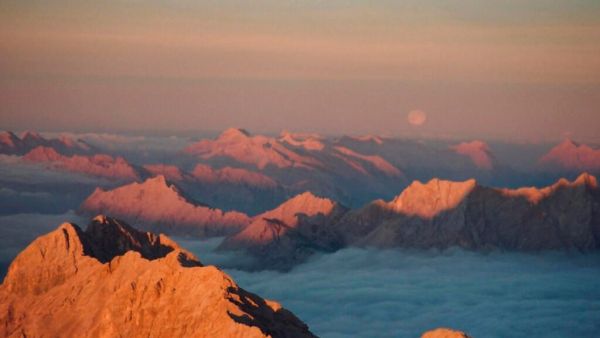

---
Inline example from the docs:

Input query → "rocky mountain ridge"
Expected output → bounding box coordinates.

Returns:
[0,216,316,338]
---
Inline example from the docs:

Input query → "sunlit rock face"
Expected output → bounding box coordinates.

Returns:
[451,140,495,170]
[421,328,471,338]
[220,192,348,270]
[0,130,93,155]
[337,173,600,251]
[24,146,140,181]
[79,175,251,238]
[540,139,600,172]
[0,216,316,338]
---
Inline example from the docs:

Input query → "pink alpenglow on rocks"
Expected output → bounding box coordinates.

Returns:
[184,128,322,170]
[451,140,495,170]
[143,164,186,182]
[223,191,338,248]
[540,139,600,172]
[279,131,325,151]
[80,175,251,237]
[219,192,347,270]
[24,146,139,181]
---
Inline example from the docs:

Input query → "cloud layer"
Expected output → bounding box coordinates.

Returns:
[186,241,600,338]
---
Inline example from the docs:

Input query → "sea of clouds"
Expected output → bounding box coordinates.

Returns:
[182,238,600,338]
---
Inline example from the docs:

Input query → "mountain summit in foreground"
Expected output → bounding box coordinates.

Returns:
[0,216,316,338]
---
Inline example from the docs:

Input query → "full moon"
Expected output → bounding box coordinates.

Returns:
[407,110,427,126]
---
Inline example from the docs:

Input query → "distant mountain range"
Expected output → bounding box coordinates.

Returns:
[0,131,94,155]
[220,173,600,270]
[4,128,600,214]
[76,170,600,271]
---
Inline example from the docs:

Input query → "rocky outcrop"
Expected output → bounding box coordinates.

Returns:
[80,176,251,237]
[422,328,471,338]
[0,216,316,338]
[337,173,600,251]
[24,146,139,181]
[220,192,347,270]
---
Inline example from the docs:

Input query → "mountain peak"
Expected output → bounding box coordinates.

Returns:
[146,174,170,187]
[279,131,325,151]
[281,191,336,212]
[222,192,340,249]
[21,130,44,141]
[540,139,600,171]
[80,177,251,237]
[451,140,494,170]
[390,178,477,218]
[559,138,579,148]
[0,131,19,146]
[219,127,251,140]
[574,172,597,188]
[0,219,316,337]
[23,145,62,161]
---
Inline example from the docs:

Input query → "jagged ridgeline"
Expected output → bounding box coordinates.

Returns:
[219,173,600,270]
[0,216,316,338]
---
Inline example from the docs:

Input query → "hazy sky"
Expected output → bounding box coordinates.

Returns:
[1,1,599,141]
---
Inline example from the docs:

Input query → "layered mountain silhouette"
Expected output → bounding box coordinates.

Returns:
[279,131,325,151]
[222,173,600,270]
[141,163,287,215]
[79,176,250,237]
[0,216,316,338]
[184,128,322,170]
[182,128,409,208]
[0,130,93,155]
[144,163,278,189]
[24,146,140,181]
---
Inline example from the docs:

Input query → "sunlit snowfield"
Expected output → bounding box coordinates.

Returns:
[181,238,600,338]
